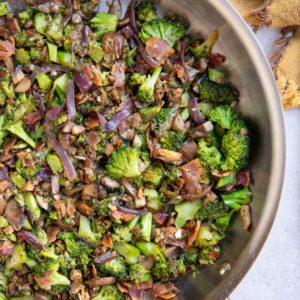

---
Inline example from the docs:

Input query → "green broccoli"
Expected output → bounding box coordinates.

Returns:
[15,48,30,64]
[196,223,224,248]
[152,108,175,131]
[0,2,9,17]
[129,264,152,283]
[137,66,162,103]
[6,121,36,148]
[190,30,219,58]
[139,105,162,123]
[221,187,251,210]
[136,241,165,261]
[208,105,238,130]
[199,246,220,265]
[216,172,236,189]
[97,257,128,280]
[78,215,97,243]
[106,146,142,179]
[15,158,40,178]
[24,192,41,221]
[125,48,137,67]
[91,12,119,40]
[94,197,112,217]
[58,232,93,265]
[33,259,58,276]
[198,137,222,170]
[92,284,123,300]
[139,212,153,242]
[136,0,158,23]
[160,131,186,151]
[129,72,147,87]
[171,258,187,276]
[0,272,7,293]
[114,242,141,265]
[175,200,201,228]
[199,78,238,104]
[112,225,132,243]
[197,201,229,221]
[47,14,63,41]
[33,13,49,36]
[221,130,249,171]
[34,268,70,290]
[143,166,164,187]
[152,259,171,281]
[6,244,27,271]
[144,188,164,210]
[180,252,199,265]
[140,19,186,47]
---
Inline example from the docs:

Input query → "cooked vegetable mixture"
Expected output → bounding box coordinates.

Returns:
[0,0,252,299]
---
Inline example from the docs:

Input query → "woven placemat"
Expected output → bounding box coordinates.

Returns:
[230,0,300,109]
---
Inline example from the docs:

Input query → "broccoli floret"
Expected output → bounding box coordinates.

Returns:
[221,187,251,210]
[6,121,36,148]
[198,138,222,170]
[139,105,162,123]
[136,0,158,23]
[152,259,171,281]
[216,172,236,189]
[160,131,186,151]
[0,272,7,293]
[144,188,164,210]
[199,78,238,104]
[112,225,132,243]
[33,259,58,276]
[196,223,224,248]
[197,201,229,221]
[35,269,70,290]
[92,284,123,300]
[15,48,30,64]
[129,264,152,283]
[170,258,186,277]
[6,245,27,271]
[152,108,174,131]
[208,105,237,130]
[94,197,112,217]
[15,158,40,178]
[129,72,147,87]
[199,246,220,265]
[190,30,219,58]
[175,200,201,228]
[180,252,199,265]
[143,165,164,187]
[58,232,93,265]
[125,48,137,67]
[91,12,119,40]
[78,215,97,243]
[137,66,162,103]
[221,130,249,171]
[0,2,9,17]
[140,19,186,47]
[47,14,63,41]
[106,146,142,179]
[97,257,128,280]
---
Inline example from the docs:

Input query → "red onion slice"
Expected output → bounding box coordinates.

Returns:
[116,205,147,216]
[133,34,160,68]
[45,105,65,122]
[30,64,70,82]
[189,97,204,125]
[94,252,118,264]
[73,70,92,93]
[66,80,76,122]
[32,90,45,115]
[129,0,138,33]
[102,109,129,132]
[45,126,77,181]
[17,230,44,251]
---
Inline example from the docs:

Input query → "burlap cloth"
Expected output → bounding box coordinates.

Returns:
[230,0,300,109]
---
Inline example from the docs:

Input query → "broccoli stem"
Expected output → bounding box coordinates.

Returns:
[47,43,57,62]
[136,241,165,261]
[113,242,140,264]
[140,212,152,241]
[47,154,63,174]
[6,122,36,148]
[78,215,97,243]
[24,192,41,221]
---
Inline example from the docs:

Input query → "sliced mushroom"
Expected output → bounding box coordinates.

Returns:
[152,148,183,165]
[240,205,251,231]
[4,199,24,231]
[15,77,31,93]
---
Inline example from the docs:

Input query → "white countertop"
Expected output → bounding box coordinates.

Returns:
[231,28,300,300]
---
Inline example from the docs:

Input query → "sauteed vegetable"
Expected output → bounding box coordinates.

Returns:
[0,0,252,299]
